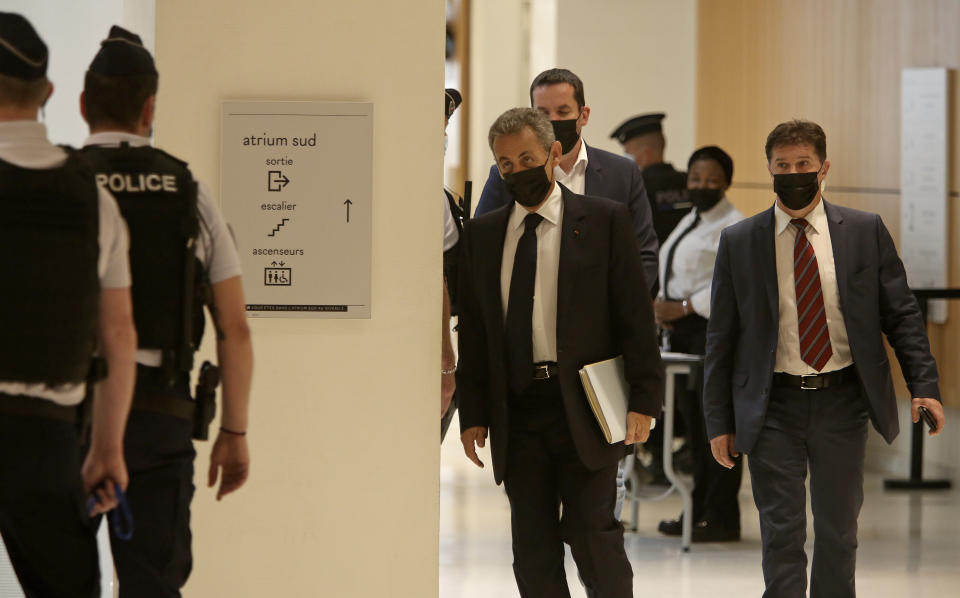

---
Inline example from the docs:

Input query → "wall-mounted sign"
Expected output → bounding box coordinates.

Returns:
[221,101,373,318]
[900,68,948,323]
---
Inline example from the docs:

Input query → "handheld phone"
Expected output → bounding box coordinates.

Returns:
[918,406,938,431]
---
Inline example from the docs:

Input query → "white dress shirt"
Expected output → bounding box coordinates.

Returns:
[0,121,131,405]
[84,131,244,367]
[500,181,563,363]
[658,197,743,318]
[553,138,589,195]
[773,199,853,374]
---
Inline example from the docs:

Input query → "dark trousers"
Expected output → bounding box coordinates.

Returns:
[111,369,196,598]
[503,377,632,598]
[748,379,868,598]
[0,406,101,598]
[670,315,742,525]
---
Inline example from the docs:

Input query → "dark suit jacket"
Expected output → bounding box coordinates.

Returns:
[703,200,940,454]
[474,144,660,293]
[457,185,664,484]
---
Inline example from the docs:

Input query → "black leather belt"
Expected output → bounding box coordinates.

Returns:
[773,365,857,391]
[532,362,559,380]
[0,392,79,423]
[132,392,195,421]
[131,364,194,421]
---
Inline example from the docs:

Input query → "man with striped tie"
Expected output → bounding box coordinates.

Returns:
[703,120,945,597]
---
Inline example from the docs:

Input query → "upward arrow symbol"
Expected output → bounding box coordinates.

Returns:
[344,199,353,223]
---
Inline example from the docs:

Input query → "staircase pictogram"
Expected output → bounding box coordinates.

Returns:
[268,218,290,237]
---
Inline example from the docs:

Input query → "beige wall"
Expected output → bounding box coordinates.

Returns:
[697,0,960,408]
[467,0,529,198]
[467,0,697,210]
[555,0,698,165]
[155,1,443,596]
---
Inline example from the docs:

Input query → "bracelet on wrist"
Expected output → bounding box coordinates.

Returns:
[220,426,247,436]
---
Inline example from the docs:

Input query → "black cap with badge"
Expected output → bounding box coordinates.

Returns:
[610,113,666,144]
[0,12,48,81]
[88,25,157,76]
[445,88,462,120]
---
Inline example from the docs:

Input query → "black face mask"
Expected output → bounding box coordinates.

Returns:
[773,169,822,211]
[551,117,581,154]
[504,161,553,208]
[687,188,724,212]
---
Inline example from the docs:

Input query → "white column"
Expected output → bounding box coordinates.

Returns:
[155,1,443,596]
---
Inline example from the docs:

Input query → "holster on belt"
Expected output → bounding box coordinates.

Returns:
[192,361,220,441]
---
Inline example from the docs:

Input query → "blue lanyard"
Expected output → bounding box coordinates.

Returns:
[87,483,134,541]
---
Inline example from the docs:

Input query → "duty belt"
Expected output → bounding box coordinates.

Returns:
[131,364,194,421]
[0,392,79,423]
[132,391,194,421]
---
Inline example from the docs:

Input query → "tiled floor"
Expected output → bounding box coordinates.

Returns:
[439,430,960,597]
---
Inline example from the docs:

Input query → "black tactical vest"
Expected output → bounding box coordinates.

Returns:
[0,150,100,385]
[80,144,204,375]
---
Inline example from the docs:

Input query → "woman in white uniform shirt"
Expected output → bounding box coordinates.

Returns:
[654,146,745,542]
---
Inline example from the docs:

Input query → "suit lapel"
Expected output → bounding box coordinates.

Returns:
[823,200,849,310]
[754,207,779,320]
[483,206,511,341]
[557,186,587,343]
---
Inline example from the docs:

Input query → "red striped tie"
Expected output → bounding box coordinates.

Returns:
[792,219,833,371]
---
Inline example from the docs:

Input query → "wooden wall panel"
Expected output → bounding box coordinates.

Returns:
[697,0,960,406]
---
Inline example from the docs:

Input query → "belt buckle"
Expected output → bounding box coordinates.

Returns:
[533,364,550,380]
[800,374,818,391]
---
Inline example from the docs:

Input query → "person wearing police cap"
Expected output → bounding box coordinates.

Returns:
[611,113,690,244]
[441,87,463,440]
[0,12,137,597]
[79,25,254,597]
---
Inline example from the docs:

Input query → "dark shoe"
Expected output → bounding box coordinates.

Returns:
[658,516,740,541]
[691,520,740,543]
[657,515,683,536]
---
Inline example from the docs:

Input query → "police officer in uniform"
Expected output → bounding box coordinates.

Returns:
[441,87,463,440]
[611,113,690,243]
[0,13,137,597]
[79,26,254,597]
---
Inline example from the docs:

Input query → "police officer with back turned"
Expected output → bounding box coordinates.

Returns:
[79,25,254,597]
[0,12,137,597]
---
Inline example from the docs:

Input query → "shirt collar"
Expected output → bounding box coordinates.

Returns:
[698,196,734,223]
[0,120,50,146]
[83,131,152,148]
[555,138,589,178]
[774,197,827,236]
[509,180,563,231]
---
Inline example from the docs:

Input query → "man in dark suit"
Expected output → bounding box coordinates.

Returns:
[473,68,660,293]
[458,107,663,598]
[704,120,945,597]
